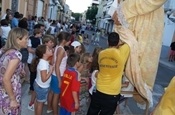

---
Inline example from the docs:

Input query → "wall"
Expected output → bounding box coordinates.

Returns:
[1,0,11,16]
[162,14,175,46]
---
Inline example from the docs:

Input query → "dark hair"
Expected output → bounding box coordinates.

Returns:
[67,53,80,67]
[90,47,103,73]
[34,24,45,29]
[18,18,28,30]
[57,32,70,43]
[108,32,120,46]
[64,46,70,52]
[6,9,11,12]
[1,19,9,26]
[19,14,23,19]
[14,12,20,18]
[30,45,47,72]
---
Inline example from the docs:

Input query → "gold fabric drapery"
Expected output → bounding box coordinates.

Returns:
[110,0,166,107]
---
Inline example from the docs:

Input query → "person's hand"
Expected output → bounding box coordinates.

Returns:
[74,103,79,110]
[10,99,19,109]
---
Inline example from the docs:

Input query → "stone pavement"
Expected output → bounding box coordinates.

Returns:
[21,33,174,115]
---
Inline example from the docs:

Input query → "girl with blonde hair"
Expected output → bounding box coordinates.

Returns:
[0,28,28,115]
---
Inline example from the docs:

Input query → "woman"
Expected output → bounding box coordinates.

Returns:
[0,28,28,115]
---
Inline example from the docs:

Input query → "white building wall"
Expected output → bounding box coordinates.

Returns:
[47,0,58,20]
[37,0,44,17]
[162,14,175,46]
[162,0,175,46]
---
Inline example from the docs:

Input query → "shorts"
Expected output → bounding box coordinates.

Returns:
[50,74,61,94]
[60,107,71,115]
[34,81,49,102]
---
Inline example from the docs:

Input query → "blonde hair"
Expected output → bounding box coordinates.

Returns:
[4,28,28,51]
[42,34,55,44]
[80,52,91,64]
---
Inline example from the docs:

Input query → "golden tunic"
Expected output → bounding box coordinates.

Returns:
[111,0,166,106]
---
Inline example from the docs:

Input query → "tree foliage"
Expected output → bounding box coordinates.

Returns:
[86,6,98,24]
[72,12,82,21]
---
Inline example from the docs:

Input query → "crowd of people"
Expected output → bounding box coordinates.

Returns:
[0,0,172,114]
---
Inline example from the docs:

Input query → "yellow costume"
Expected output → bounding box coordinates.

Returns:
[153,77,175,115]
[110,0,166,107]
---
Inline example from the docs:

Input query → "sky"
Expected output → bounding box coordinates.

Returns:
[66,0,92,13]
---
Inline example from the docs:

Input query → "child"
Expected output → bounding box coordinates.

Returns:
[94,30,100,45]
[42,34,55,50]
[69,41,82,55]
[76,52,93,115]
[42,35,55,113]
[91,33,95,43]
[89,47,103,95]
[32,45,54,115]
[28,28,42,111]
[50,32,71,115]
[60,53,81,115]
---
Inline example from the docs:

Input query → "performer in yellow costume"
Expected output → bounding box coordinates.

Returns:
[152,77,175,115]
[109,0,167,107]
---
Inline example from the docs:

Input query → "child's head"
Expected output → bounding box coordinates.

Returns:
[35,44,53,59]
[67,53,80,68]
[42,35,55,49]
[57,32,71,46]
[90,47,103,73]
[70,41,82,54]
[4,27,28,50]
[1,19,9,26]
[33,28,42,38]
[80,52,93,64]
[31,45,53,72]
[108,32,119,47]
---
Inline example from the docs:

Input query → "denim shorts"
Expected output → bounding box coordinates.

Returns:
[34,81,49,102]
[50,74,61,94]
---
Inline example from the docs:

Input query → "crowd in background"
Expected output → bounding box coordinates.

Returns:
[0,8,134,115]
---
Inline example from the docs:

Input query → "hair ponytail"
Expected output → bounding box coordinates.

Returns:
[30,57,39,72]
[30,45,47,72]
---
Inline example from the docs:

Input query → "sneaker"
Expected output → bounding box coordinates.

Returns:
[28,104,34,111]
[46,110,53,113]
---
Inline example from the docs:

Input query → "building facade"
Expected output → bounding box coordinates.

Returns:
[162,0,175,46]
[96,0,114,34]
[0,0,49,19]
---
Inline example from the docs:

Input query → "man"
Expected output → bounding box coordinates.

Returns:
[87,32,130,115]
[1,9,11,20]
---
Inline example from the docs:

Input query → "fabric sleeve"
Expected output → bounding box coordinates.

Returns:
[119,44,130,62]
[9,50,22,61]
[38,60,48,71]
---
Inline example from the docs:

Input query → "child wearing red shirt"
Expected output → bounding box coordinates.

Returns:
[60,53,81,115]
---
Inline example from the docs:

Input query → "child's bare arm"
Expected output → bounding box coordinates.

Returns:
[72,91,79,110]
[122,81,129,87]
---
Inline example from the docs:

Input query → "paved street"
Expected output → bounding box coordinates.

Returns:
[21,30,175,115]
